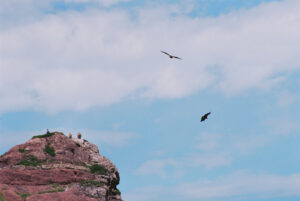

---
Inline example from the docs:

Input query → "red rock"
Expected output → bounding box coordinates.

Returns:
[0,131,123,201]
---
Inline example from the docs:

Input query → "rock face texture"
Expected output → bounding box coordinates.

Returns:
[0,131,123,201]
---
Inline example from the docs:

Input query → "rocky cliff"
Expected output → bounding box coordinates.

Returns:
[0,131,123,201]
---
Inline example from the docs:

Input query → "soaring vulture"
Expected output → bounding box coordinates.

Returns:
[161,51,182,59]
[201,112,211,122]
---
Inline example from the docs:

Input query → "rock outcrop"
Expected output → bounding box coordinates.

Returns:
[0,131,123,201]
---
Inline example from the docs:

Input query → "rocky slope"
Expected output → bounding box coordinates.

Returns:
[0,131,123,201]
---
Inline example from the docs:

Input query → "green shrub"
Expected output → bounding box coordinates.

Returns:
[0,192,6,201]
[89,164,108,175]
[18,149,29,154]
[32,132,54,139]
[80,163,89,168]
[79,180,105,187]
[17,155,41,166]
[19,148,26,153]
[15,192,30,201]
[111,188,121,195]
[44,144,56,157]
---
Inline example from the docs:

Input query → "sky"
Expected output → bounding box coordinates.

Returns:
[1,0,300,200]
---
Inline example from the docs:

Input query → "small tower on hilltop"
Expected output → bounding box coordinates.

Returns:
[68,133,72,138]
[77,132,82,139]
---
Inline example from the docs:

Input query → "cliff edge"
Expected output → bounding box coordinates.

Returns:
[0,131,123,201]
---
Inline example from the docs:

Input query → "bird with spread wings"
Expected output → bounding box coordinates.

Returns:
[201,112,211,122]
[161,51,182,59]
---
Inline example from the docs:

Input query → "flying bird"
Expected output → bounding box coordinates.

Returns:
[200,112,211,122]
[161,51,182,59]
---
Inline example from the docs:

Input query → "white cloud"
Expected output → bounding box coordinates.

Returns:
[123,185,171,201]
[187,153,232,168]
[136,159,179,178]
[124,171,300,201]
[149,150,165,157]
[265,118,300,136]
[194,132,268,154]
[64,0,133,7]
[0,0,54,28]
[232,135,268,153]
[175,171,300,200]
[1,0,300,113]
[136,153,232,177]
[194,132,221,151]
[276,90,300,107]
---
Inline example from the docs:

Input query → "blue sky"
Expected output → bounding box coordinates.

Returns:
[1,0,300,200]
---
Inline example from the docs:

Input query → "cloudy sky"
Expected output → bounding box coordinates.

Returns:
[1,0,300,200]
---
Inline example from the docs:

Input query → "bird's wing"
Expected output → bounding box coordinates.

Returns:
[173,56,182,60]
[203,112,210,119]
[161,51,171,56]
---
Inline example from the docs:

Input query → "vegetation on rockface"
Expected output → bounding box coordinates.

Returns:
[18,148,25,153]
[38,184,64,194]
[32,131,54,139]
[79,180,106,187]
[17,155,42,166]
[111,188,121,196]
[44,143,56,157]
[15,191,30,201]
[18,148,29,154]
[80,163,89,168]
[89,164,108,175]
[0,192,6,201]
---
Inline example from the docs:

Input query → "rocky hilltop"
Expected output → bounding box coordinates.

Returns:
[0,131,123,201]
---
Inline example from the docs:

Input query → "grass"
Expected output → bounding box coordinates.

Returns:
[15,192,30,201]
[79,180,106,187]
[32,131,54,139]
[44,144,56,157]
[17,155,42,166]
[111,188,121,195]
[51,183,60,189]
[0,192,6,201]
[89,164,108,175]
[80,163,89,168]
[38,184,64,194]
